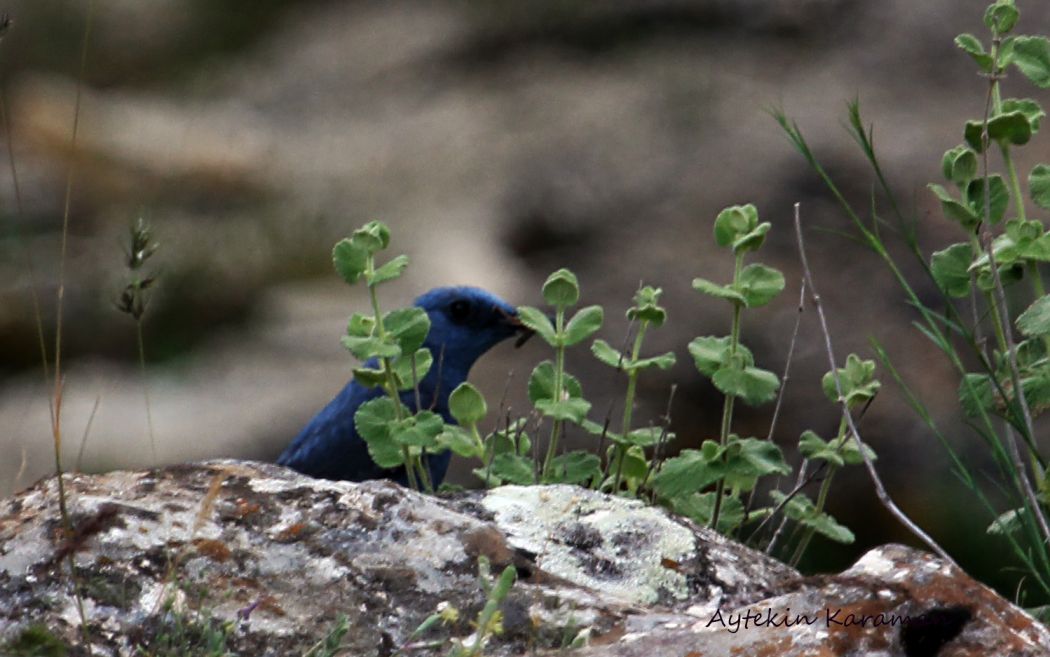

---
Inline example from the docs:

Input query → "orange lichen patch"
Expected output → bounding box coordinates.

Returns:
[275,522,309,542]
[193,538,232,562]
[258,594,287,617]
[661,557,683,572]
[235,499,262,518]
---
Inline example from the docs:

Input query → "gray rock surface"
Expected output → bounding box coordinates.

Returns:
[2,461,1048,656]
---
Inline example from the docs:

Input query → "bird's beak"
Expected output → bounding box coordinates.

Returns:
[498,307,534,348]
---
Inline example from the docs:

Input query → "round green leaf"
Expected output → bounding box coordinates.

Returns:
[563,305,604,346]
[928,183,979,230]
[930,243,974,298]
[798,430,844,467]
[650,449,724,499]
[489,453,535,485]
[1030,164,1050,210]
[732,222,771,254]
[591,339,624,369]
[534,397,591,423]
[385,307,431,354]
[372,254,409,284]
[352,365,387,388]
[671,492,744,533]
[955,33,992,72]
[527,360,584,403]
[688,336,753,376]
[449,382,488,425]
[984,2,1019,34]
[517,306,557,345]
[332,238,368,285]
[392,410,444,448]
[1002,98,1045,133]
[1013,36,1050,88]
[547,451,601,485]
[1018,295,1050,337]
[692,278,746,305]
[341,335,400,361]
[713,204,757,248]
[737,263,785,308]
[353,221,391,254]
[988,111,1032,146]
[353,398,405,468]
[965,174,1007,224]
[628,351,677,372]
[439,426,482,458]
[542,269,580,309]
[941,145,978,185]
[391,348,433,390]
[712,364,779,406]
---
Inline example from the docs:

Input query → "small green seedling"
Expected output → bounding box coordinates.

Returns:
[333,220,445,491]
[589,285,676,495]
[517,269,604,484]
[652,204,789,531]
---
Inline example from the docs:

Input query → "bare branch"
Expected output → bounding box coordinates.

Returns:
[793,202,955,564]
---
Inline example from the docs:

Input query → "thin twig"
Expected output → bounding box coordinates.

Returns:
[1,89,52,398]
[136,320,157,463]
[51,2,96,644]
[640,384,676,497]
[74,394,101,472]
[765,277,805,445]
[743,277,806,524]
[794,202,954,564]
[13,446,27,490]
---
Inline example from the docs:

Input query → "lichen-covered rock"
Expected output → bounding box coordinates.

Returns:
[572,544,1050,657]
[0,460,791,656]
[1,461,1047,656]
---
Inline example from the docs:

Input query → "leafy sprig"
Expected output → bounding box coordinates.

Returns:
[652,204,788,531]
[333,221,445,491]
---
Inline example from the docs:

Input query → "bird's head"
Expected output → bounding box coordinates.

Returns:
[414,286,530,378]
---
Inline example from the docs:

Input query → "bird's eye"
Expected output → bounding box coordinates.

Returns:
[448,299,471,323]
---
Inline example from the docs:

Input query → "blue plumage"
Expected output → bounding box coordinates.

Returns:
[278,286,525,486]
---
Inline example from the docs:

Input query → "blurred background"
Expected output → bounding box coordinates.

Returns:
[3,0,1050,599]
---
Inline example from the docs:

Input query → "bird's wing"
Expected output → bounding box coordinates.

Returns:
[277,378,390,481]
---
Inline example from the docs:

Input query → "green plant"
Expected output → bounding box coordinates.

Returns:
[333,220,444,491]
[302,615,350,657]
[2,625,69,657]
[776,0,1050,603]
[782,355,879,565]
[136,595,234,657]
[588,285,676,495]
[394,557,517,657]
[517,269,605,485]
[448,557,517,657]
[650,204,790,532]
[116,215,161,463]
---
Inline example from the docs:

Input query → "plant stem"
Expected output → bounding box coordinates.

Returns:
[790,416,847,566]
[136,319,157,464]
[367,273,421,491]
[794,202,955,563]
[542,309,567,479]
[710,253,745,530]
[612,321,649,492]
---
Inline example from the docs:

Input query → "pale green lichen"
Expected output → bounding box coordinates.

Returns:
[482,485,695,605]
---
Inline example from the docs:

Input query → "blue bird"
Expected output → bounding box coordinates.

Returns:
[278,286,529,487]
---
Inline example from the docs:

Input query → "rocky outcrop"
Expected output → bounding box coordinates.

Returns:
[1,461,1047,656]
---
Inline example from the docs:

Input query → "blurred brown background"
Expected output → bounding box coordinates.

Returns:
[3,0,1050,596]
